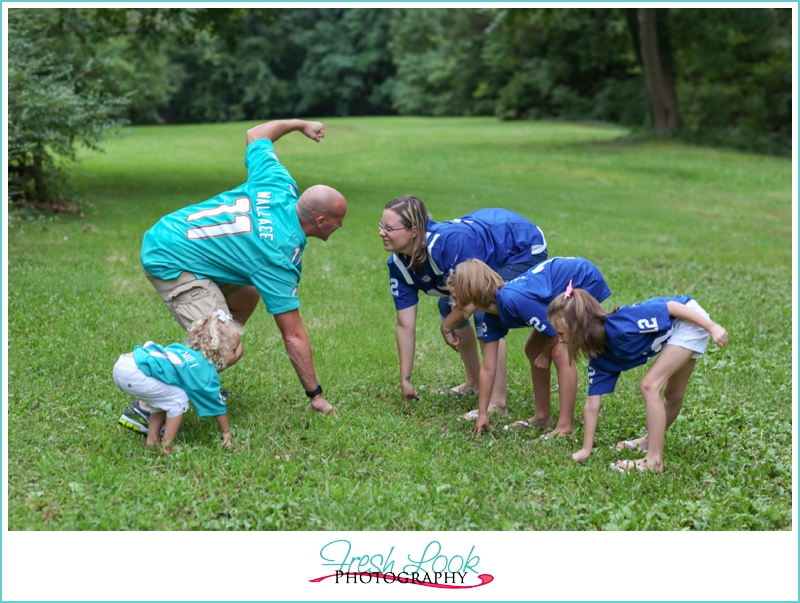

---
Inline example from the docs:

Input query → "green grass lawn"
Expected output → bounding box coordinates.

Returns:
[6,117,793,530]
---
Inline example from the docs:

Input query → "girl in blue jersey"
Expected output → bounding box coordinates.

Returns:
[381,196,548,417]
[447,258,611,437]
[547,288,728,473]
[113,310,243,452]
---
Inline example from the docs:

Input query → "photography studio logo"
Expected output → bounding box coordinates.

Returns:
[309,539,494,590]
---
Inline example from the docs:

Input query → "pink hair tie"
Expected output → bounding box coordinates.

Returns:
[564,280,574,299]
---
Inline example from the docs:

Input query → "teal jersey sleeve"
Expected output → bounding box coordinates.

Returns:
[140,139,306,315]
[245,140,298,195]
[133,342,227,417]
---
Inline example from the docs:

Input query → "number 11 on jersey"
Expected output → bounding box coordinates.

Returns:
[186,197,253,240]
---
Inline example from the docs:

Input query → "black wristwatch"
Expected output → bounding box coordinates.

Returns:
[305,383,323,398]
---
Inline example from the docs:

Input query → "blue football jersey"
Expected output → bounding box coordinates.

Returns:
[483,257,612,343]
[140,139,305,315]
[587,295,693,396]
[132,342,226,417]
[387,209,547,311]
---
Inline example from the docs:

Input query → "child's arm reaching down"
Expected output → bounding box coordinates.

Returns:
[534,335,558,370]
[667,301,728,347]
[572,395,601,463]
[215,414,232,447]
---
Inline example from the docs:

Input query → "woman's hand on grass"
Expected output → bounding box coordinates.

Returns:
[402,380,419,402]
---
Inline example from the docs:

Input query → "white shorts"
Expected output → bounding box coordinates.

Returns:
[113,355,190,419]
[664,299,711,359]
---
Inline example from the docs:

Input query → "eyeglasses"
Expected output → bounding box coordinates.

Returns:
[378,222,410,233]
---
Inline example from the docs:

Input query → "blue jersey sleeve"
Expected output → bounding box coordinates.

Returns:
[387,256,420,311]
[587,361,621,396]
[482,314,509,344]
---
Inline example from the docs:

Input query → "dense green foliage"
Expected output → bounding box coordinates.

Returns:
[670,8,792,155]
[7,118,792,530]
[7,10,130,203]
[6,7,791,204]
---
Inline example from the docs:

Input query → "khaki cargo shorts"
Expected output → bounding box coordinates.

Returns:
[144,269,243,331]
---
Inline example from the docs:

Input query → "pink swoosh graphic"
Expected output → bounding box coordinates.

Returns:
[309,572,494,589]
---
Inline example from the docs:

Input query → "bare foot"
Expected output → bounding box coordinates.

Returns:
[486,402,508,416]
[612,458,662,473]
[616,436,648,452]
[503,414,551,431]
[449,383,478,397]
[524,415,552,430]
[541,426,574,440]
[459,406,507,421]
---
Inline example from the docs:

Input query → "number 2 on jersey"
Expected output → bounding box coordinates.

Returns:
[637,317,659,333]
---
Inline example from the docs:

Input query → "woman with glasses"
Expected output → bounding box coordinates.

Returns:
[380,195,547,419]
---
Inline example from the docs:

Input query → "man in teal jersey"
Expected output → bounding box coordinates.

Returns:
[139,119,347,415]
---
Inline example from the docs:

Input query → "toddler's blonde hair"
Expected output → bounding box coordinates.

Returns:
[188,311,242,371]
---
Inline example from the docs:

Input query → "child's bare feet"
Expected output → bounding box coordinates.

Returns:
[458,406,506,421]
[616,436,648,452]
[524,414,551,429]
[487,401,508,415]
[612,458,662,473]
[448,382,478,397]
[541,426,574,440]
[503,414,550,431]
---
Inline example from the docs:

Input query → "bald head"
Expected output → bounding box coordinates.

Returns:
[296,185,347,241]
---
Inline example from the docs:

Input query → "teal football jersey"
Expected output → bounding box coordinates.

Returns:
[132,341,226,418]
[140,139,306,315]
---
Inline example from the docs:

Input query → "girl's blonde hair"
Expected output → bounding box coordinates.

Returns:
[188,311,242,371]
[547,288,614,363]
[384,195,430,271]
[447,259,505,309]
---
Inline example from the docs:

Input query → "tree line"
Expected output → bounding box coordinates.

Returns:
[8,7,791,205]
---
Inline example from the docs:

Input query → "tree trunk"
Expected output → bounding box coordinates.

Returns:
[638,8,682,136]
[32,145,47,202]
